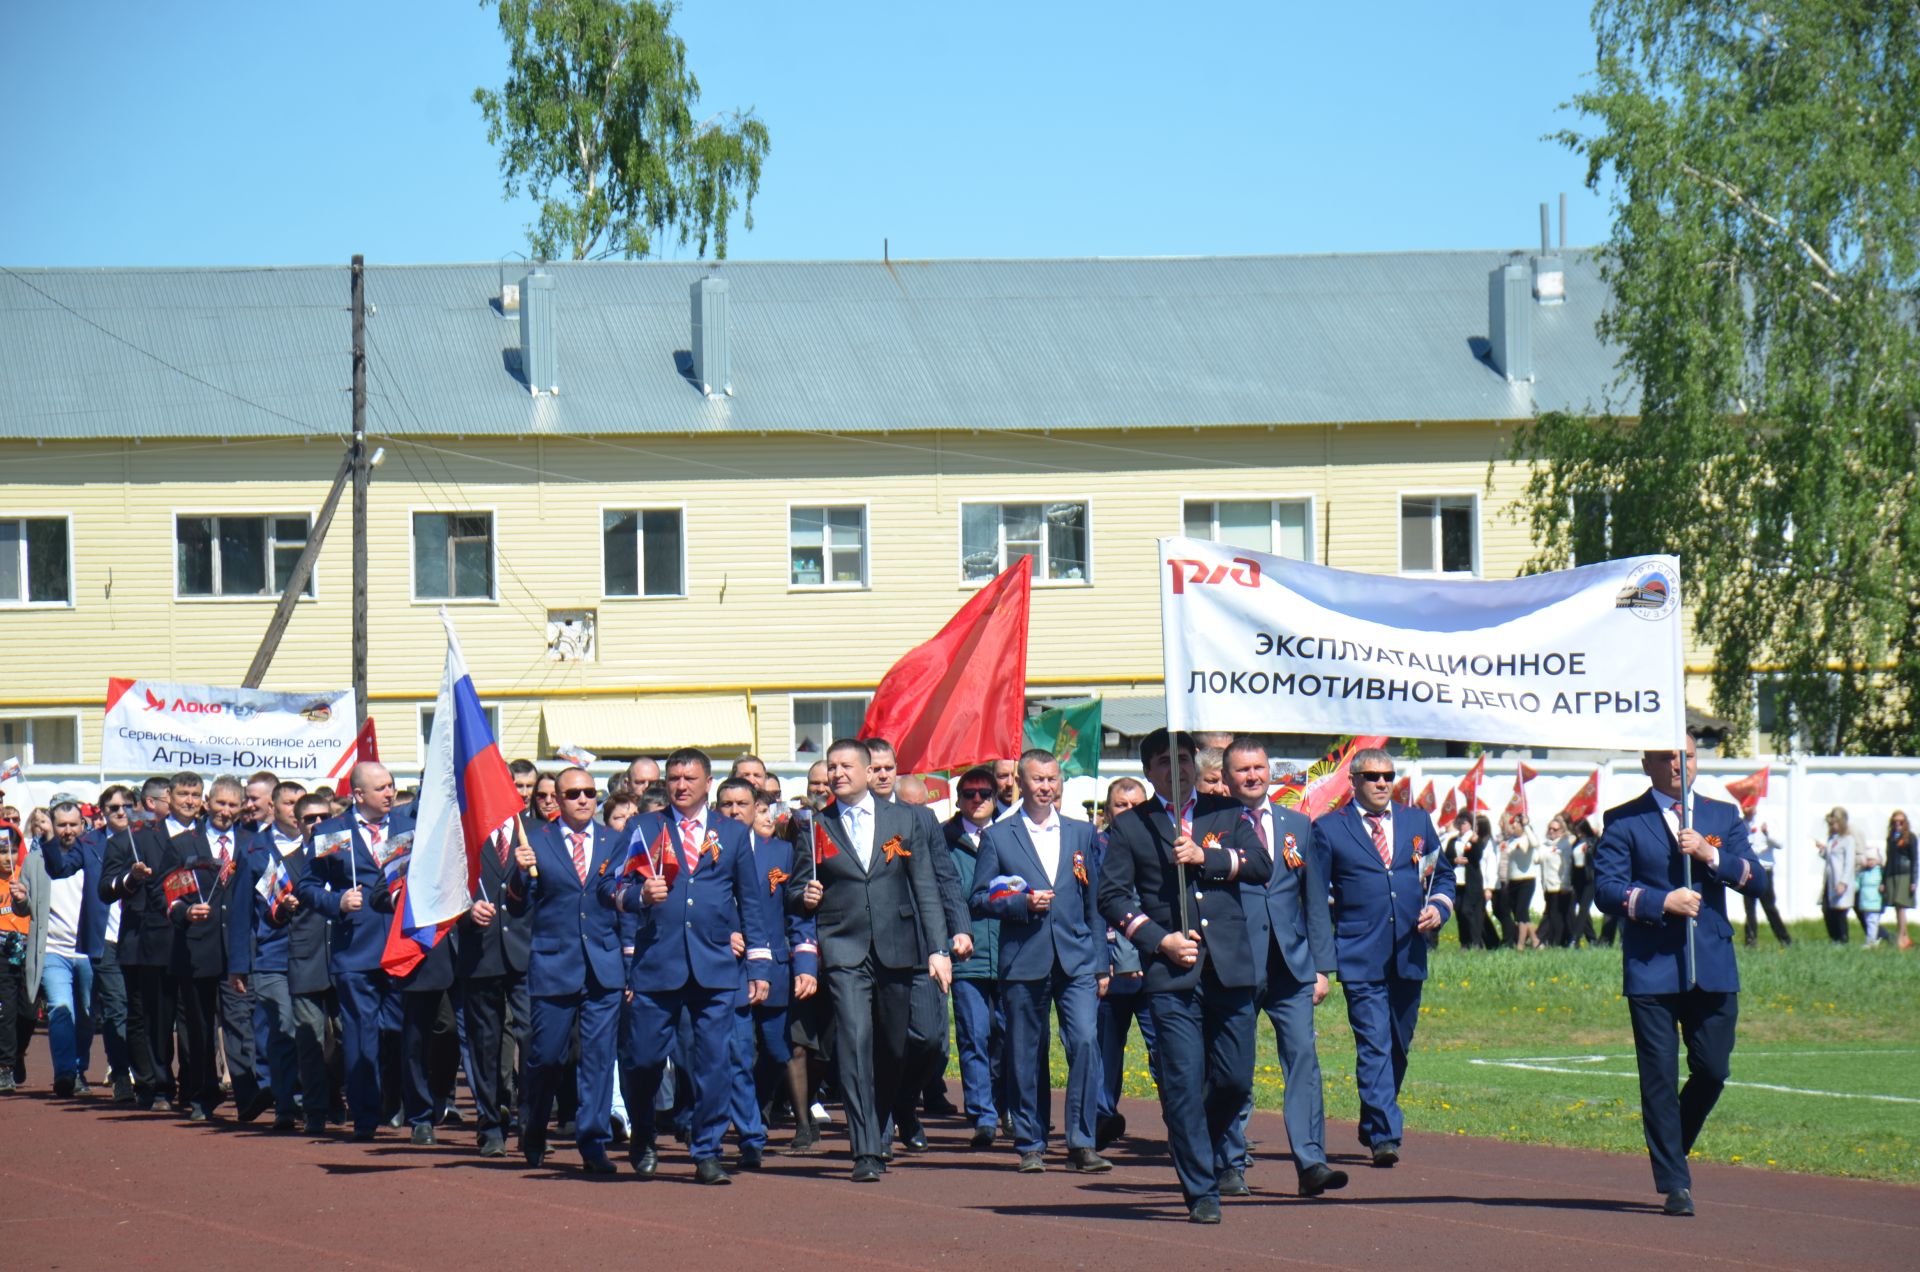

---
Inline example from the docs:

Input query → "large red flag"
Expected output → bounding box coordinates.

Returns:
[332,717,380,798]
[1560,768,1602,825]
[1270,735,1390,818]
[1414,780,1437,813]
[1724,766,1769,814]
[858,557,1031,774]
[1503,761,1541,823]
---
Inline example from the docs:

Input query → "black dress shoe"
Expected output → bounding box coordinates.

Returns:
[134,1090,157,1111]
[521,1132,547,1167]
[411,1123,436,1146]
[580,1149,620,1175]
[272,1116,299,1133]
[970,1124,995,1148]
[900,1128,930,1153]
[1370,1141,1400,1168]
[1068,1148,1113,1174]
[850,1156,884,1183]
[694,1158,731,1185]
[304,1117,329,1137]
[1298,1162,1349,1197]
[737,1143,764,1170]
[238,1090,275,1124]
[479,1130,507,1158]
[1216,1167,1249,1196]
[782,1132,824,1156]
[1663,1189,1695,1217]
[1017,1151,1046,1173]
[54,1075,76,1098]
[352,1127,378,1143]
[1188,1197,1222,1225]
[113,1075,135,1104]
[631,1146,658,1178]
[1094,1112,1126,1151]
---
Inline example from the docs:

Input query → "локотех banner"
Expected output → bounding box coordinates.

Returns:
[1159,538,1687,752]
[102,677,360,779]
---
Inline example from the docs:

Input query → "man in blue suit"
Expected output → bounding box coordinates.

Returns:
[1314,746,1454,1168]
[601,750,771,1184]
[716,777,818,1166]
[506,764,625,1173]
[1096,729,1271,1224]
[970,748,1110,1174]
[1595,734,1766,1217]
[295,761,413,1141]
[1222,739,1347,1199]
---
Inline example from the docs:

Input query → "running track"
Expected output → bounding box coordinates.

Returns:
[5,1040,1913,1270]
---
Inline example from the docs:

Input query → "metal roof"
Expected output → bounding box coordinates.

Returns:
[0,252,1630,440]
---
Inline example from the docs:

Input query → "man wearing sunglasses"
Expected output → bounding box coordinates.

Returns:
[1313,747,1454,1169]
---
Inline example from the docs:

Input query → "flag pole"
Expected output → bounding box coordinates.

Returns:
[1166,735,1191,935]
[1672,561,1695,990]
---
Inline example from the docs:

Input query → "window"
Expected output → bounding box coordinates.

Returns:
[176,515,313,598]
[1400,495,1478,575]
[413,512,495,600]
[961,501,1089,583]
[790,506,867,587]
[792,696,869,761]
[602,509,685,598]
[1183,499,1310,559]
[0,713,80,765]
[419,704,501,759]
[0,518,71,605]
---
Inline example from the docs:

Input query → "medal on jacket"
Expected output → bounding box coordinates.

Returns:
[881,835,909,863]
[1200,831,1223,851]
[1072,849,1088,887]
[701,829,722,865]
[767,866,789,895]
[1281,832,1304,870]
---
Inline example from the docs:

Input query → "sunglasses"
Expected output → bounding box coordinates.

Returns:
[1355,771,1396,783]
[560,788,598,801]
[105,803,132,813]
[958,787,994,799]
[300,813,329,825]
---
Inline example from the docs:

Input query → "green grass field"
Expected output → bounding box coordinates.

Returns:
[1082,921,1920,1184]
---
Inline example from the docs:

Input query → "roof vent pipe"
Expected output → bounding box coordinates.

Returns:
[1489,259,1535,383]
[519,270,557,395]
[690,275,731,397]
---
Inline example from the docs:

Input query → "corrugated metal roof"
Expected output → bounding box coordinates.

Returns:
[542,696,752,754]
[0,252,1630,440]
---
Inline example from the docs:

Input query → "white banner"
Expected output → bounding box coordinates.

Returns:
[1160,538,1686,751]
[101,677,359,782]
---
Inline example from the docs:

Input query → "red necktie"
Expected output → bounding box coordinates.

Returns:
[1249,810,1269,854]
[494,826,512,869]
[681,819,700,874]
[366,822,384,848]
[569,830,588,884]
[1367,814,1392,868]
[215,833,231,866]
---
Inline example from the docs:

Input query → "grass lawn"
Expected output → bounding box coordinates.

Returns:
[1085,921,1920,1184]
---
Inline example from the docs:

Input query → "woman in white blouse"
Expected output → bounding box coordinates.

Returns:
[1817,807,1857,944]
[1538,814,1575,947]
[1499,811,1542,950]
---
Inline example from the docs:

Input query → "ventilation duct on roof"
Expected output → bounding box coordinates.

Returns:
[519,270,557,396]
[690,275,731,397]
[1531,201,1565,305]
[1488,260,1534,383]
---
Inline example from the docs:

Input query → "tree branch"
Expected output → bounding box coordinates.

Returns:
[1678,162,1842,303]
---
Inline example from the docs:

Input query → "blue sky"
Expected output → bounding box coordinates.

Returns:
[3,1,1611,267]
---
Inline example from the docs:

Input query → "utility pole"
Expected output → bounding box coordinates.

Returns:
[351,255,369,730]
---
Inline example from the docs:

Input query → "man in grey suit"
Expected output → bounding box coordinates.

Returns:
[788,738,952,1183]
[1221,738,1348,1198]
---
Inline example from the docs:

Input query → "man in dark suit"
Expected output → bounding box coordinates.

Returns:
[295,762,414,1140]
[507,765,624,1173]
[970,748,1109,1174]
[944,766,1004,1148]
[1096,728,1270,1224]
[1220,739,1346,1198]
[1314,746,1454,1169]
[379,857,460,1147]
[604,756,771,1183]
[100,775,182,1109]
[1595,733,1766,1217]
[455,807,531,1157]
[787,738,951,1183]
[163,775,266,1122]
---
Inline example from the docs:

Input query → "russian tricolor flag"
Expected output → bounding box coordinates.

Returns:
[382,613,524,978]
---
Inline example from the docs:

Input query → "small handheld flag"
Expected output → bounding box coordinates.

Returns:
[162,864,202,906]
[624,823,680,886]
[987,874,1030,904]
[312,829,353,860]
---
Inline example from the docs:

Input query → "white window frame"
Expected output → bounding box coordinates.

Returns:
[786,500,871,591]
[1178,494,1317,561]
[0,513,75,609]
[957,497,1094,588]
[597,503,689,601]
[0,709,84,766]
[409,506,499,604]
[417,702,502,761]
[1396,491,1482,577]
[172,510,318,602]
[789,693,871,762]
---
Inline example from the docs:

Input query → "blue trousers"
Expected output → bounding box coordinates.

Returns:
[524,987,619,1154]
[333,970,399,1134]
[727,1001,791,1150]
[40,952,94,1080]
[1003,969,1101,1153]
[1627,989,1738,1194]
[1225,964,1327,1172]
[621,982,734,1161]
[1146,977,1255,1206]
[1097,979,1157,1118]
[252,971,328,1121]
[1342,976,1422,1148]
[90,944,129,1080]
[950,976,1004,1130]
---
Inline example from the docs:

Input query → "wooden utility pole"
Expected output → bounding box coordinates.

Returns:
[351,255,369,729]
[241,448,354,688]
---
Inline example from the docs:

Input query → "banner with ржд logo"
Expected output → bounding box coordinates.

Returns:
[102,677,359,780]
[1159,538,1686,752]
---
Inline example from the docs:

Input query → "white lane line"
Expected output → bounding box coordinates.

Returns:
[1467,1056,1920,1105]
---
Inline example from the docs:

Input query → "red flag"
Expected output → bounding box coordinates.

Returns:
[1390,776,1412,806]
[916,773,953,803]
[858,557,1031,774]
[1298,735,1389,818]
[1504,761,1540,823]
[1414,780,1437,813]
[1458,754,1488,813]
[380,877,452,979]
[810,813,841,867]
[162,865,201,905]
[1560,769,1602,825]
[1439,785,1459,824]
[332,717,380,798]
[623,823,681,886]
[1724,766,1769,814]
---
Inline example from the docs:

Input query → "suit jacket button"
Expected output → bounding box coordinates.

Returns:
[1199,918,1209,927]
[686,921,693,928]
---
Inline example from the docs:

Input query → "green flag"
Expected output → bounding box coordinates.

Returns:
[1023,701,1102,779]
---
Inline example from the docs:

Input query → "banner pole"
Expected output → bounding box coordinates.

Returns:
[1673,560,1695,989]
[1154,542,1191,934]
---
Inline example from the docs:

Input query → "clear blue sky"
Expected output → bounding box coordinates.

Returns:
[2,0,1611,267]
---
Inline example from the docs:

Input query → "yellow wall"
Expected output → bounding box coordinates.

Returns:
[0,422,1716,766]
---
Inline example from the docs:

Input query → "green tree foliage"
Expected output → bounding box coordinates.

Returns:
[1514,1,1920,754]
[474,0,768,260]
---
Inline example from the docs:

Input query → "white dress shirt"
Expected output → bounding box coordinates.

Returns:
[1022,807,1062,886]
[840,794,877,870]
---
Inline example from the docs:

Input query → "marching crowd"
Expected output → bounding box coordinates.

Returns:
[0,729,1791,1220]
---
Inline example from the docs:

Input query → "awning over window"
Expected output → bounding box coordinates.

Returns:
[541,696,753,756]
